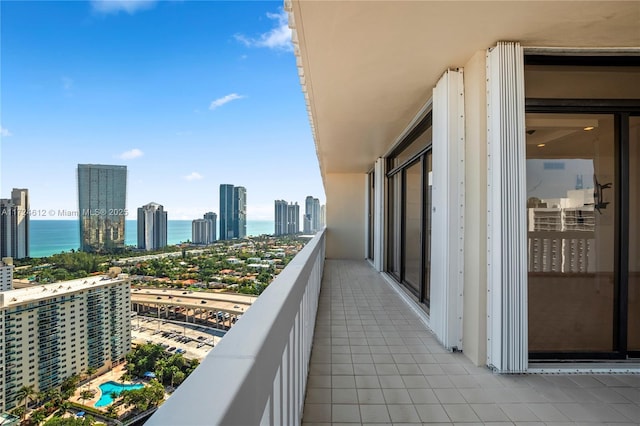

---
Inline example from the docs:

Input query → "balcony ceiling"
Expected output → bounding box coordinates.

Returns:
[289,1,640,178]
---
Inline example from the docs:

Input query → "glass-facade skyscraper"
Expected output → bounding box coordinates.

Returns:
[78,164,127,253]
[234,186,247,238]
[219,184,235,240]
[220,184,246,240]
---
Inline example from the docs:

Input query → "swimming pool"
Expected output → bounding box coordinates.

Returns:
[94,381,144,407]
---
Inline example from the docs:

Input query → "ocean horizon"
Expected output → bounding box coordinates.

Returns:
[28,220,275,258]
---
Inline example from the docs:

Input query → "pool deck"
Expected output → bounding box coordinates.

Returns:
[71,364,143,409]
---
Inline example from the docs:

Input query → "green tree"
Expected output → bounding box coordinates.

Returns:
[105,404,119,419]
[168,366,180,388]
[12,405,26,420]
[60,375,80,400]
[56,400,70,416]
[79,389,95,406]
[85,366,97,382]
[16,384,35,412]
[44,416,95,426]
[44,388,61,405]
[30,408,47,425]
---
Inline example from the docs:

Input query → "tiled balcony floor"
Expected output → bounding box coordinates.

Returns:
[302,259,640,425]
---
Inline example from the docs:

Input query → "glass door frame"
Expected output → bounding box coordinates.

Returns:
[526,98,640,360]
[386,147,432,307]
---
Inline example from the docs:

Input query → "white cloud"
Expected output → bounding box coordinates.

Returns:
[118,148,144,160]
[183,172,203,181]
[91,0,157,15]
[234,9,292,52]
[209,93,245,110]
[0,127,12,137]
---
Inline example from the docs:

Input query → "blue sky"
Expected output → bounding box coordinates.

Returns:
[0,0,324,220]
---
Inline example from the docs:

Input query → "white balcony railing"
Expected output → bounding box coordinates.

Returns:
[147,229,326,425]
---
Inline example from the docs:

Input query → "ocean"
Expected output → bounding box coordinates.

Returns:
[28,220,275,258]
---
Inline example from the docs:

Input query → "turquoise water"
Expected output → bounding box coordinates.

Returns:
[95,381,144,407]
[28,220,275,258]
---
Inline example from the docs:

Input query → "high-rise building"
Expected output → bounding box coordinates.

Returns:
[303,196,322,233]
[220,184,247,240]
[312,198,321,232]
[203,212,217,242]
[304,196,313,234]
[219,184,235,240]
[234,186,247,239]
[274,200,288,236]
[0,258,13,291]
[0,275,131,411]
[275,200,300,236]
[137,202,167,251]
[320,204,326,229]
[192,219,212,245]
[0,188,29,259]
[287,202,300,235]
[77,164,127,253]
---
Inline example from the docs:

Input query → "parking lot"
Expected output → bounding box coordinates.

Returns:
[131,316,223,360]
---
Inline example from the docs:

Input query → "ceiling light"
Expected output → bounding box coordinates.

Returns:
[537,143,545,148]
[583,126,595,131]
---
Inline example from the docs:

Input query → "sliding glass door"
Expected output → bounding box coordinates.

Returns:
[386,114,433,309]
[526,108,639,359]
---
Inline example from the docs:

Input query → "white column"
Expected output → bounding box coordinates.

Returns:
[486,41,528,373]
[430,68,466,351]
[373,158,386,272]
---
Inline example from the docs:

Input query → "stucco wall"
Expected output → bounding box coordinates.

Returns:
[462,51,488,366]
[325,173,366,259]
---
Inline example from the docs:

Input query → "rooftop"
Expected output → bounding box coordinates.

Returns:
[0,275,129,307]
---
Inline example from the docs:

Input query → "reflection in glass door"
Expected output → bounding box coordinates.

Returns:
[526,110,640,359]
[527,113,616,354]
[403,160,422,294]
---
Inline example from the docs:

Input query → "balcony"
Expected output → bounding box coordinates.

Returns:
[147,229,640,425]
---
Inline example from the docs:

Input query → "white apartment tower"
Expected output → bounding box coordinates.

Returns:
[0,189,29,259]
[0,276,131,411]
[137,202,168,251]
[0,259,13,291]
[203,212,217,242]
[192,219,212,245]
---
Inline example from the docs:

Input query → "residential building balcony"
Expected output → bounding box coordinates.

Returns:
[151,0,640,423]
[148,229,640,425]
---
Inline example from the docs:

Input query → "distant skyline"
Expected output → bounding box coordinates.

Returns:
[0,1,325,220]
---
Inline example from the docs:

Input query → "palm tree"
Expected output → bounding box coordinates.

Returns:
[79,389,95,406]
[45,388,61,405]
[168,366,180,388]
[57,400,70,416]
[16,384,35,412]
[11,406,25,421]
[85,366,97,382]
[30,408,47,425]
[106,404,119,419]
